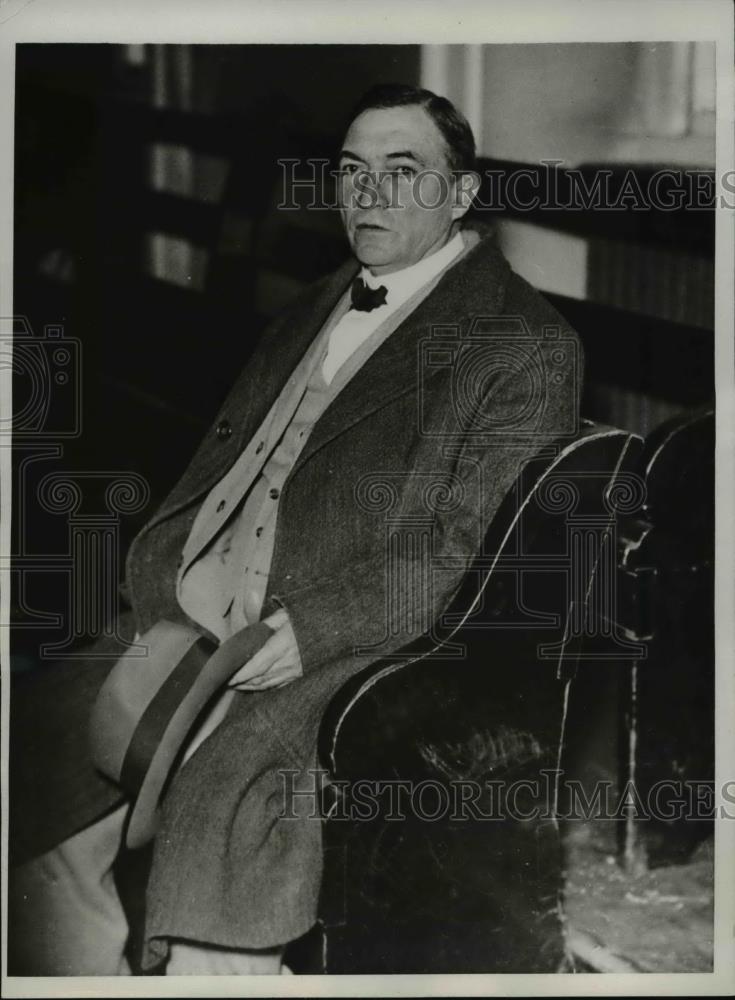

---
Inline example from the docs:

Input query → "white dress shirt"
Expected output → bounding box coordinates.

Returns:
[321,231,465,384]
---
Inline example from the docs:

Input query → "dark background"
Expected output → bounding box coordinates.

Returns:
[13,44,422,505]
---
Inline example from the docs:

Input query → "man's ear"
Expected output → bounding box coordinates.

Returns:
[451,170,481,220]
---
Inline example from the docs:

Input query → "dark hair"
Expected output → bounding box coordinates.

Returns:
[346,83,477,173]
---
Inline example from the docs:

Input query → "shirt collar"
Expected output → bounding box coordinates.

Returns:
[358,231,466,309]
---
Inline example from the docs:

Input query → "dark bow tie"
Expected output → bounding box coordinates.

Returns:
[350,276,388,312]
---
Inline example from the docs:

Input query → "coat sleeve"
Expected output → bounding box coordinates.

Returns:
[267,321,583,676]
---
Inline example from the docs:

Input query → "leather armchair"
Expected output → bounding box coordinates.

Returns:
[314,421,643,973]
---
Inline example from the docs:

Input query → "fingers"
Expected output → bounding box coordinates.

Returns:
[231,652,301,691]
[228,626,291,686]
[263,607,289,631]
[227,612,303,690]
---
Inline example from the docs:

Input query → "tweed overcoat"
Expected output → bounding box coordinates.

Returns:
[10,227,582,967]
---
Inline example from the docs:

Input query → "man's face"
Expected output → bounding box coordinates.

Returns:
[338,105,466,275]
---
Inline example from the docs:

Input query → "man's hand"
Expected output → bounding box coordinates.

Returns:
[181,609,302,764]
[228,607,303,690]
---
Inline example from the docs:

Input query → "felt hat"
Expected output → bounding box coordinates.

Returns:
[89,618,273,848]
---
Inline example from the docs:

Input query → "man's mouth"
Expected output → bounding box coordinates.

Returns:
[355,223,389,232]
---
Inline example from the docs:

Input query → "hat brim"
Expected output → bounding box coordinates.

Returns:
[89,619,275,850]
[125,619,274,849]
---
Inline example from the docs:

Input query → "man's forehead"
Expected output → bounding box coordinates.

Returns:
[342,105,447,161]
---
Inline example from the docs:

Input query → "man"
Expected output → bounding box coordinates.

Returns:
[9,83,582,974]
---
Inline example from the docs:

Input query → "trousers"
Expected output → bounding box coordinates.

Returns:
[8,802,288,976]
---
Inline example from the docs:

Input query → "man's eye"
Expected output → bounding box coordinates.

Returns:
[391,166,416,179]
[340,164,360,176]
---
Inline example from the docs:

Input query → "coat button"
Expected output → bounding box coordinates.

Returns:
[216,420,232,441]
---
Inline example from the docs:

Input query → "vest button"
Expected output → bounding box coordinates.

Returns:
[216,420,232,441]
[269,488,279,500]
[217,500,226,512]
[255,441,264,454]
[255,526,263,537]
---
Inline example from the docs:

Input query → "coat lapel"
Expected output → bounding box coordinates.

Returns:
[231,258,359,456]
[138,256,359,536]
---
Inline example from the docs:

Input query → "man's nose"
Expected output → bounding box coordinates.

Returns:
[353,171,393,210]
[375,172,396,208]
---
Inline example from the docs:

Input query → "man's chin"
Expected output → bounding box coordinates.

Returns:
[350,231,399,266]
[352,246,401,271]
[357,253,391,268]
